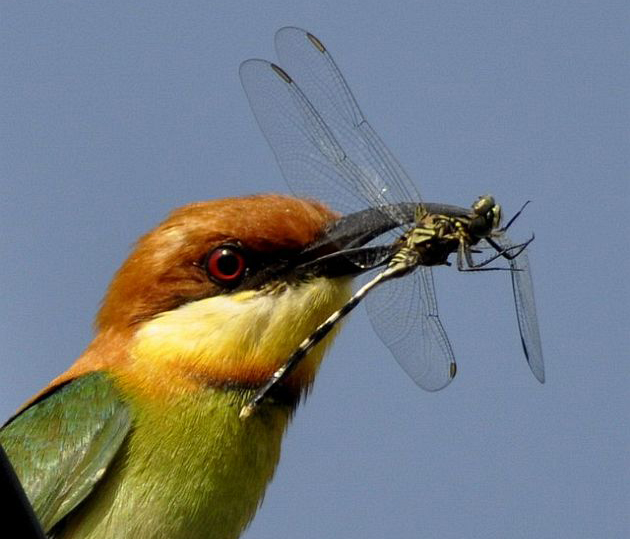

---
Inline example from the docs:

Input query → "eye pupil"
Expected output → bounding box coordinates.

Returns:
[216,250,240,276]
[205,245,246,285]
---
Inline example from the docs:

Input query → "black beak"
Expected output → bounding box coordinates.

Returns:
[295,203,418,278]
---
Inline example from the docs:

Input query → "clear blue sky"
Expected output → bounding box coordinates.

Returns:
[1,1,627,538]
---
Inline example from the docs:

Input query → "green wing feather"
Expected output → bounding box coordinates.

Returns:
[0,372,131,533]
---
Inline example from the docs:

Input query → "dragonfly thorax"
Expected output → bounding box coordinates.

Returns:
[402,213,460,267]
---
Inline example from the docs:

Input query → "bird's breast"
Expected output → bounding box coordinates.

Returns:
[57,387,290,539]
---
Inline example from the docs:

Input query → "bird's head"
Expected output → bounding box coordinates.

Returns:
[77,194,404,405]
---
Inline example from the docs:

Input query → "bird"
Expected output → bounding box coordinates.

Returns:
[0,193,402,539]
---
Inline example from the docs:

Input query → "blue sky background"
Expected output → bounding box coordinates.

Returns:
[1,1,627,538]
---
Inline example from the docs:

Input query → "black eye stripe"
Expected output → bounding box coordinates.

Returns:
[199,244,313,292]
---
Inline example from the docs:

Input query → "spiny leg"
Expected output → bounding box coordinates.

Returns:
[485,235,534,261]
[456,238,531,271]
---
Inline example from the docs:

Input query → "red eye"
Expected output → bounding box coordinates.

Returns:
[205,245,247,285]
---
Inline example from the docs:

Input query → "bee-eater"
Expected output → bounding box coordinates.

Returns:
[0,194,402,539]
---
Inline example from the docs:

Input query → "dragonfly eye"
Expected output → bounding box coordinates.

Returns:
[472,195,496,215]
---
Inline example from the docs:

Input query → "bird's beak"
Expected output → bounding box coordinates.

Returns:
[294,203,417,279]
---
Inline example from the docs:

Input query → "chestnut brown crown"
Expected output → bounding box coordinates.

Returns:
[95,194,337,332]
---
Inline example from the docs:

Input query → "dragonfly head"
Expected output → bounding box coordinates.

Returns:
[469,195,502,238]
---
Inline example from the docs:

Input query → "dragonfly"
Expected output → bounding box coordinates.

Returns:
[238,27,544,416]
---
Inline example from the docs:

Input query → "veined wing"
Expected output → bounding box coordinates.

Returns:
[240,27,457,391]
[365,268,456,391]
[240,27,421,223]
[480,235,544,383]
[274,27,423,211]
[506,243,545,383]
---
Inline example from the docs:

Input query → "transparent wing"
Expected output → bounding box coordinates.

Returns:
[240,28,421,224]
[508,245,545,383]
[240,58,361,217]
[466,236,544,382]
[274,27,422,209]
[240,27,457,391]
[365,268,456,391]
[487,236,545,383]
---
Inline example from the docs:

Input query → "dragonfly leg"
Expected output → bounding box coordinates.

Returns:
[457,239,521,272]
[456,241,500,271]
[485,235,534,261]
[499,200,531,233]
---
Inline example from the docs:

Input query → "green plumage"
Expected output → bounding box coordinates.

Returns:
[1,373,130,534]
[1,373,291,538]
